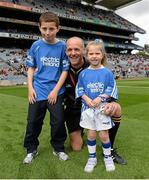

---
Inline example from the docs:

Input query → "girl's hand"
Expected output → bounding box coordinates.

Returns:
[85,97,95,108]
[92,97,101,107]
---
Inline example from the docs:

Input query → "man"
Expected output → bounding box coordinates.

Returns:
[64,36,126,165]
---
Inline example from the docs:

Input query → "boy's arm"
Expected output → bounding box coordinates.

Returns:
[53,71,68,93]
[27,67,36,104]
[48,71,68,104]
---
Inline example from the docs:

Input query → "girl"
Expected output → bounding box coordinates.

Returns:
[76,40,117,172]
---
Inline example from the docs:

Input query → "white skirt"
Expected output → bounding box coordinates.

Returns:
[80,107,114,131]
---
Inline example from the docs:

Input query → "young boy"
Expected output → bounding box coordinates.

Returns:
[23,12,69,164]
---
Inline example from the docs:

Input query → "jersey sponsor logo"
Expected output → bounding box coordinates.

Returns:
[41,56,60,67]
[26,55,34,65]
[105,86,113,94]
[87,82,104,93]
[78,87,84,94]
[62,59,69,68]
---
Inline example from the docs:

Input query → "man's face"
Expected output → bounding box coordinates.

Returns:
[39,22,59,43]
[66,39,84,67]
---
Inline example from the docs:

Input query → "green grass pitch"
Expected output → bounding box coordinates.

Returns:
[0,78,149,179]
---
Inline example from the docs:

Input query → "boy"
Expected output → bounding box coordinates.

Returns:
[23,12,69,164]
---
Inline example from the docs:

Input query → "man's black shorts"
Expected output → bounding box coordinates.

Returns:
[64,107,82,134]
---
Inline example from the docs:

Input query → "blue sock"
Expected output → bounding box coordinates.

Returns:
[102,142,111,157]
[87,139,96,158]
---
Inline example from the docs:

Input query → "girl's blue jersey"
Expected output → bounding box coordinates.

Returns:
[25,39,69,101]
[76,66,118,108]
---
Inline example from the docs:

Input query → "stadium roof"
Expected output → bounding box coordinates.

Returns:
[84,0,142,10]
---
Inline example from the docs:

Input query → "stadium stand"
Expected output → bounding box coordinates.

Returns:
[0,0,148,85]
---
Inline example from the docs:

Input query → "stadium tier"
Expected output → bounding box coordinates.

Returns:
[0,0,148,85]
[0,0,146,52]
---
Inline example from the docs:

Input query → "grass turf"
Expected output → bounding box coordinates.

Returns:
[0,79,149,179]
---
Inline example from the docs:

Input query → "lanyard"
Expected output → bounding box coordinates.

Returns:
[69,73,76,87]
[69,67,83,87]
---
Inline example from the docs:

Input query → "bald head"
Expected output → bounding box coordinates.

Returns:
[66,37,84,49]
[66,37,85,68]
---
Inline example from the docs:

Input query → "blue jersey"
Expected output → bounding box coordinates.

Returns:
[25,39,69,101]
[76,66,118,109]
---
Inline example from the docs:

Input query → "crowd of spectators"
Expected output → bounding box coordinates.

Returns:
[1,0,144,33]
[0,48,27,83]
[0,0,147,85]
[107,53,149,79]
[0,48,149,85]
[0,0,144,54]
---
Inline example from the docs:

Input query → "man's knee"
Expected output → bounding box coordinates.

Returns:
[71,142,82,151]
[69,130,83,151]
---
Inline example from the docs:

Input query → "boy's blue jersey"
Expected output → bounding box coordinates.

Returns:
[76,66,118,107]
[25,39,69,101]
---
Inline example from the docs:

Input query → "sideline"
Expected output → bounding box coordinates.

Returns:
[118,85,149,89]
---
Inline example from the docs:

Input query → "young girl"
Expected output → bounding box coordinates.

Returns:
[76,40,118,172]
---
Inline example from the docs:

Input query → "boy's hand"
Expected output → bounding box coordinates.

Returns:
[48,90,58,105]
[28,87,36,104]
[92,97,101,107]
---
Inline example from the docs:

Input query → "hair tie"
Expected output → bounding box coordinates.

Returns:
[94,39,103,43]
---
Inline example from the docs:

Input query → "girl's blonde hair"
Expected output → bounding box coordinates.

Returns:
[86,40,107,66]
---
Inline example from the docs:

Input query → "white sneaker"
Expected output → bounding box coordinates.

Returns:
[53,151,69,161]
[84,158,97,173]
[23,151,38,164]
[104,156,115,172]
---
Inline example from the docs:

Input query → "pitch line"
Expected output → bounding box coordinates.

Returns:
[118,85,149,89]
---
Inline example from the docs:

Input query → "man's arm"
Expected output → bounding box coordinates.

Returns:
[104,102,121,117]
